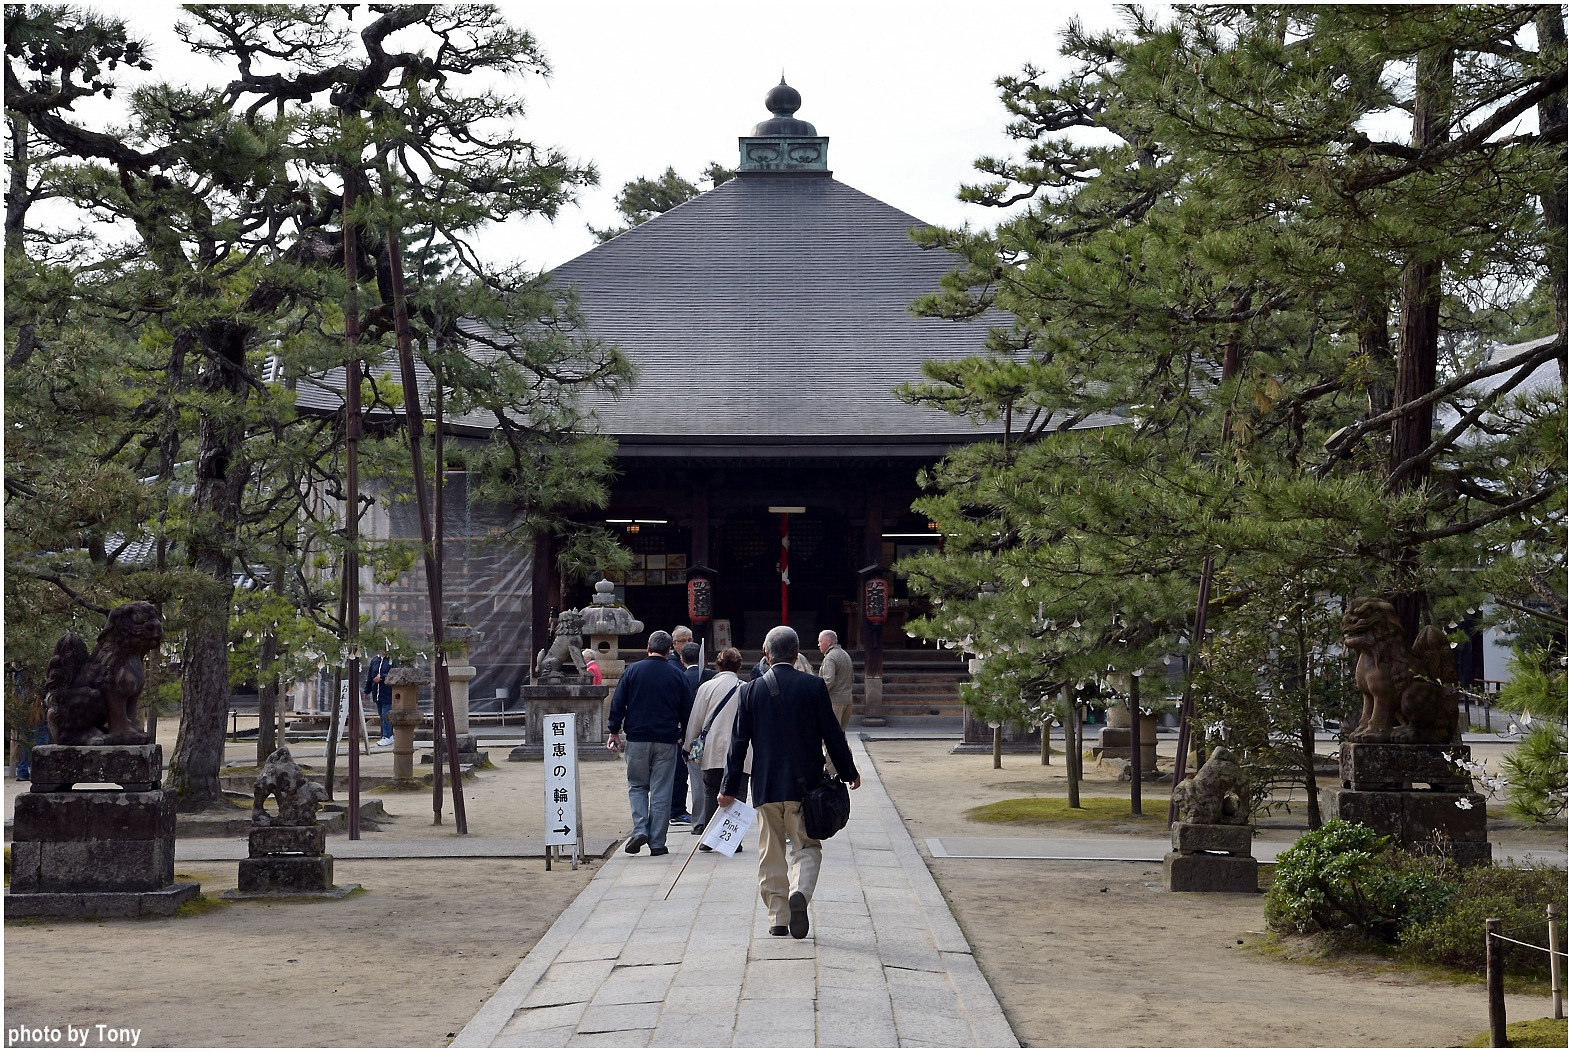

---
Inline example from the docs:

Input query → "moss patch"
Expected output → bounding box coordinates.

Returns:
[1460,1017,1568,1047]
[173,893,231,918]
[965,796,1167,830]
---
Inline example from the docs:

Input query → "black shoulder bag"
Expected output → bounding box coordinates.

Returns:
[762,668,851,841]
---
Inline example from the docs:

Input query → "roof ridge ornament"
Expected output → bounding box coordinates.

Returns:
[739,77,829,174]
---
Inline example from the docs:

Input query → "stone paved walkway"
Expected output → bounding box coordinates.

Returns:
[453,737,1017,1048]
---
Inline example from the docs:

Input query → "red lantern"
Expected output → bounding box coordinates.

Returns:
[863,577,890,624]
[687,575,713,623]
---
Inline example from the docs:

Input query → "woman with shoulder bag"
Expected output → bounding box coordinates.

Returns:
[682,647,751,846]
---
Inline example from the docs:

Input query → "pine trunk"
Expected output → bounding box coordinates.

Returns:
[1536,8,1568,376]
[167,323,249,812]
[1388,44,1454,639]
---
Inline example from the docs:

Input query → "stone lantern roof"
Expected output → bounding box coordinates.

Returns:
[579,579,644,638]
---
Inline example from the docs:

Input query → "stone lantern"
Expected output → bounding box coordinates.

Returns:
[420,615,489,768]
[385,665,430,782]
[1096,671,1160,779]
[444,612,483,736]
[578,579,644,690]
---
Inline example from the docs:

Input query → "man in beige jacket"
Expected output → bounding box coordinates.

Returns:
[818,630,854,730]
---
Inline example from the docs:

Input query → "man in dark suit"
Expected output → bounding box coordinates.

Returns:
[719,625,861,940]
[667,626,696,823]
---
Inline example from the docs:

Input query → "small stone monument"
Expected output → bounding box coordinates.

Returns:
[1320,597,1489,863]
[228,747,356,898]
[511,609,611,762]
[7,602,199,917]
[579,580,644,690]
[1164,747,1258,893]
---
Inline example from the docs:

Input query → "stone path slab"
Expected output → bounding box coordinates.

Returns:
[454,737,1017,1048]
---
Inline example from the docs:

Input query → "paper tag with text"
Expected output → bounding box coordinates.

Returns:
[699,798,757,855]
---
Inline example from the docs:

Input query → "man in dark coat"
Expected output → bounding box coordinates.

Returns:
[363,649,395,747]
[719,625,861,939]
[667,625,696,823]
[607,631,689,856]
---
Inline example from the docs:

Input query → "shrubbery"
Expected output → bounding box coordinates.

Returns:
[1397,860,1568,976]
[1264,821,1452,940]
[1265,820,1568,978]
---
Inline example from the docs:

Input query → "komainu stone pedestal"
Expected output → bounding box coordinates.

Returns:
[226,746,357,899]
[6,744,199,918]
[509,684,613,761]
[1163,823,1259,893]
[235,825,341,895]
[1320,743,1491,865]
[1164,746,1256,892]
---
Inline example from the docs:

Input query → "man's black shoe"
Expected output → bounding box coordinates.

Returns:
[623,834,647,854]
[699,844,714,852]
[768,925,789,937]
[691,824,705,835]
[788,892,809,939]
[649,846,669,856]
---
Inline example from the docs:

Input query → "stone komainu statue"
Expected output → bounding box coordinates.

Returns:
[1172,746,1249,825]
[534,609,589,683]
[44,601,163,746]
[253,746,328,826]
[1342,597,1459,744]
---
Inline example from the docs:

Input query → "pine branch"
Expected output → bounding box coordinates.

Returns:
[1345,68,1568,192]
[1315,337,1565,475]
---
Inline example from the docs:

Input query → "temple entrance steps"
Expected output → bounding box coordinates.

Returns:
[856,649,969,721]
[615,647,970,724]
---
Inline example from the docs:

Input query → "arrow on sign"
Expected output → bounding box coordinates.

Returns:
[553,825,572,836]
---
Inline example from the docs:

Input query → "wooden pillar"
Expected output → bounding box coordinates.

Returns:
[692,490,710,567]
[692,490,710,650]
[860,500,886,727]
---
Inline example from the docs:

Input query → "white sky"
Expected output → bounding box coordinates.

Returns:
[102,1,1125,272]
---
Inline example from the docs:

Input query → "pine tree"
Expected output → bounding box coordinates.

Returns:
[898,7,1565,809]
[588,163,733,242]
[5,6,633,809]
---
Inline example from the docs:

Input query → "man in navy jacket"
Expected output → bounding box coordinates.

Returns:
[607,630,690,856]
[363,649,395,747]
[719,625,861,939]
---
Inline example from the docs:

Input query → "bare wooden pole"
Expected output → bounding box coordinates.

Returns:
[343,179,364,840]
[432,362,445,826]
[1063,684,1081,809]
[382,198,467,833]
[1551,903,1564,1020]
[325,667,341,799]
[1486,917,1507,1047]
[1129,674,1143,816]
